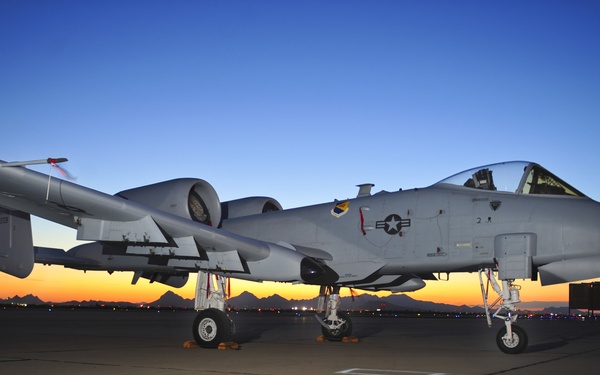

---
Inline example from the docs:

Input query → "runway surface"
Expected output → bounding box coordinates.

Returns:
[1,307,598,375]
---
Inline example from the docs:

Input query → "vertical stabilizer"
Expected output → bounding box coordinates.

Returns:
[0,208,34,278]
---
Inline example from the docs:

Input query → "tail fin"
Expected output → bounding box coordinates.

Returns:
[0,208,34,278]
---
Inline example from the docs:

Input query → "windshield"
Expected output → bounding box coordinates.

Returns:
[435,161,586,197]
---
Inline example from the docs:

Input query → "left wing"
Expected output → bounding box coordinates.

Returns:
[0,160,325,284]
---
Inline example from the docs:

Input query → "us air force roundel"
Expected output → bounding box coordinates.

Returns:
[376,214,411,235]
[331,201,350,218]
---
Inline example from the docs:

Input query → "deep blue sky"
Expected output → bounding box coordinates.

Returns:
[1,1,599,301]
[2,1,599,205]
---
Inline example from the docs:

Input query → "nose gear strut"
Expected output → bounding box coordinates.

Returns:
[479,268,528,354]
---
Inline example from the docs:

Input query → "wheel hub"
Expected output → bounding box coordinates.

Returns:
[503,332,519,348]
[199,318,217,341]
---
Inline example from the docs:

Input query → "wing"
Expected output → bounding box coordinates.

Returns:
[0,161,325,283]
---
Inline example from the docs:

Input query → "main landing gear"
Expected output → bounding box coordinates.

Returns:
[314,286,354,340]
[479,268,528,354]
[192,271,235,348]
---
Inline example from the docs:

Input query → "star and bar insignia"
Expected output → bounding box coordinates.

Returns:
[376,214,411,235]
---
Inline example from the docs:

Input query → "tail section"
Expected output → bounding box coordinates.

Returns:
[0,207,34,278]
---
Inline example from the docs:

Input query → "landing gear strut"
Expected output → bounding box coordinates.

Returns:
[192,271,235,348]
[315,286,353,340]
[479,268,528,354]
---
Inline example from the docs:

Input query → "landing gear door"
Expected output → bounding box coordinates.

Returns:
[0,208,35,278]
[494,233,537,280]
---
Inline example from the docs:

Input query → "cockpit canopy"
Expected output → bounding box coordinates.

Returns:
[435,161,586,197]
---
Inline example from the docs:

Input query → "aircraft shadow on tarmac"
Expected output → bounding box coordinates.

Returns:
[228,313,391,344]
[526,325,600,353]
[229,314,291,344]
[524,339,568,353]
[231,326,265,344]
[225,312,599,355]
[352,323,387,338]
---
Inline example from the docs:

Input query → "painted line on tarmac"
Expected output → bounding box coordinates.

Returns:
[0,357,30,363]
[336,369,457,375]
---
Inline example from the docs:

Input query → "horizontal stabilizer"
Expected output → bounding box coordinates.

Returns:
[0,208,34,278]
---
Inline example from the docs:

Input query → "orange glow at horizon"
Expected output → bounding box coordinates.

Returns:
[2,264,592,307]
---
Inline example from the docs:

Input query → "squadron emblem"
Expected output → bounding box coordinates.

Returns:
[331,201,350,218]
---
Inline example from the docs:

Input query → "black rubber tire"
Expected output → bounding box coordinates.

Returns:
[321,312,353,341]
[496,324,528,354]
[192,308,233,348]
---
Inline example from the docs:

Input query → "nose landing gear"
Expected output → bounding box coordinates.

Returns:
[479,268,528,354]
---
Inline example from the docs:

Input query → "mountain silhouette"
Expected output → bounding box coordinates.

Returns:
[150,290,194,309]
[5,294,46,305]
[227,291,485,313]
[3,291,570,314]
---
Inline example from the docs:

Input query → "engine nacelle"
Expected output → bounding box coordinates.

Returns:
[116,178,221,226]
[221,197,283,220]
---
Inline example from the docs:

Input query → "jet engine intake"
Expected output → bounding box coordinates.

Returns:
[116,178,221,226]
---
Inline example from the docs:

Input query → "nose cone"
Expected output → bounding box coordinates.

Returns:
[300,257,339,284]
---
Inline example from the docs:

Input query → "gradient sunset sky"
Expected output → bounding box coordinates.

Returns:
[1,1,599,306]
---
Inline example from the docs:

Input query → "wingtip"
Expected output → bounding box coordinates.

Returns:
[47,157,69,164]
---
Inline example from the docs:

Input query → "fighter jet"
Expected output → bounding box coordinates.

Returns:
[1,159,599,354]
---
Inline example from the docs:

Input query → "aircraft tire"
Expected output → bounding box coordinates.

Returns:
[496,325,528,354]
[321,312,353,341]
[192,308,233,348]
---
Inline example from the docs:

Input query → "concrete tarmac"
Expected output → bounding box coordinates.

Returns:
[1,307,599,375]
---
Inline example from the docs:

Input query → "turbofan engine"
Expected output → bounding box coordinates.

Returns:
[115,179,283,227]
[221,197,282,220]
[116,178,222,226]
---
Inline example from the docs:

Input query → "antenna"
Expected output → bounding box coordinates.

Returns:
[356,183,375,198]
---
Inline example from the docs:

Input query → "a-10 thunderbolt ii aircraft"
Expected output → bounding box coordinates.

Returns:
[1,158,599,354]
